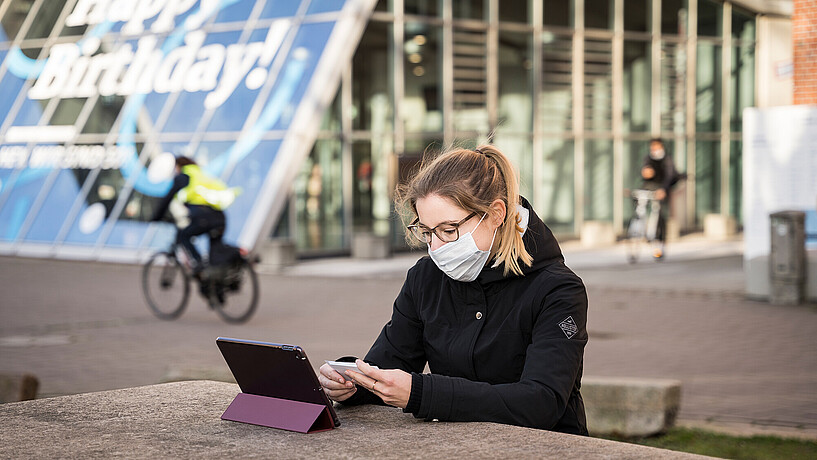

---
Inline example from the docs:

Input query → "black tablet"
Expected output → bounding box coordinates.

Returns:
[216,337,340,428]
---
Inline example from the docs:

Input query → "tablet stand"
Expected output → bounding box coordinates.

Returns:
[221,392,335,433]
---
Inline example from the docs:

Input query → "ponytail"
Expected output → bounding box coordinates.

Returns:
[477,146,533,276]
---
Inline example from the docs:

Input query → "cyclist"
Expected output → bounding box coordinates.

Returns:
[150,156,235,279]
[639,138,682,259]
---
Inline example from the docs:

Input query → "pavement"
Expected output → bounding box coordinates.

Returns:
[1,233,816,440]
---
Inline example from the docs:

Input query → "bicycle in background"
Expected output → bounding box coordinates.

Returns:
[625,189,664,264]
[142,240,259,323]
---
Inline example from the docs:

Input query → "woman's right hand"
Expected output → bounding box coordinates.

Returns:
[318,363,357,402]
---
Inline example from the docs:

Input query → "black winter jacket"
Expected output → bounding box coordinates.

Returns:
[341,197,589,435]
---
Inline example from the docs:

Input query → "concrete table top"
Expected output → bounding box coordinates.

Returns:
[0,381,714,459]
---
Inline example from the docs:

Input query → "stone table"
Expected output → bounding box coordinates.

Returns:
[0,381,714,459]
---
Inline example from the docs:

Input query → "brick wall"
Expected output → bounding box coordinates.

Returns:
[793,0,817,104]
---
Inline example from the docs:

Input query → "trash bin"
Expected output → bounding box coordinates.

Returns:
[769,211,806,304]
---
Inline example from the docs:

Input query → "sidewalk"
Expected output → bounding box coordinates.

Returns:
[1,233,815,441]
[270,234,745,293]
[261,233,817,439]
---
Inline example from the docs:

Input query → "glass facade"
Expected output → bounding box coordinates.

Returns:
[0,0,374,260]
[0,0,761,259]
[305,0,756,251]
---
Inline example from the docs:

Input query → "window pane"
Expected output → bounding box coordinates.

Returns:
[730,44,754,133]
[453,0,485,20]
[22,170,82,243]
[61,147,142,246]
[623,41,651,133]
[732,8,755,42]
[730,140,741,223]
[24,1,65,39]
[661,41,687,135]
[404,23,442,133]
[498,30,532,134]
[405,0,440,17]
[321,85,342,132]
[584,138,613,221]
[49,98,87,126]
[293,139,344,251]
[540,138,574,233]
[500,0,528,23]
[259,0,300,19]
[493,135,533,199]
[541,33,573,133]
[0,161,47,242]
[624,0,651,32]
[695,140,720,220]
[698,0,722,37]
[81,96,126,134]
[585,0,612,30]
[662,0,688,36]
[696,43,721,132]
[452,26,488,133]
[544,0,572,27]
[1,0,36,41]
[353,21,393,131]
[584,38,613,132]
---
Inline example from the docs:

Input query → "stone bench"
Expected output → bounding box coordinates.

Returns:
[583,377,682,438]
[0,380,710,459]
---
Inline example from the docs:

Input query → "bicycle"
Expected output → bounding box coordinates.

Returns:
[625,189,664,264]
[142,241,260,323]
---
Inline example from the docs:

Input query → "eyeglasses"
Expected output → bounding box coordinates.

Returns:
[407,212,478,244]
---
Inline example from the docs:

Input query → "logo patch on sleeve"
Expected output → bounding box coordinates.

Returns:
[558,316,578,339]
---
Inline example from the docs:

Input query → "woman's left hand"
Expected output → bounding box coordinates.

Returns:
[344,359,412,409]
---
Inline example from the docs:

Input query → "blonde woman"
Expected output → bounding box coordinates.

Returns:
[319,145,588,435]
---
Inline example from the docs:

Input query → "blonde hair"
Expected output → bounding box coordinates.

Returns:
[396,145,533,276]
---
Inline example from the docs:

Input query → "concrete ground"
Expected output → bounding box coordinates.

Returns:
[1,234,816,440]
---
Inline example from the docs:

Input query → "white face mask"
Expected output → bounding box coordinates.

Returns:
[428,213,497,282]
[650,148,665,160]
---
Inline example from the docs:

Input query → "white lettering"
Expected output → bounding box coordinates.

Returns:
[204,42,264,109]
[184,44,225,92]
[29,145,59,168]
[28,44,80,100]
[0,146,29,169]
[117,36,159,95]
[107,0,139,23]
[98,44,135,96]
[63,55,91,96]
[68,0,197,36]
[29,7,293,109]
[75,52,118,98]
[154,30,205,93]
[123,0,170,35]
[150,0,197,34]
[65,0,110,27]
[0,145,129,170]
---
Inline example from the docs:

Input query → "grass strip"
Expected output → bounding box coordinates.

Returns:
[601,427,817,459]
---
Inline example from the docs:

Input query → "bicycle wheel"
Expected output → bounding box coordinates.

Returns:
[212,259,259,324]
[625,217,646,264]
[142,251,190,320]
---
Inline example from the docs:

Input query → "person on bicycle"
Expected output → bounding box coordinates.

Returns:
[639,138,681,259]
[151,156,233,278]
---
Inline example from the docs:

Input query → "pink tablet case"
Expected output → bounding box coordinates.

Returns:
[221,392,335,433]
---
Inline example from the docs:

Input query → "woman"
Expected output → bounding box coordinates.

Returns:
[318,145,588,435]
